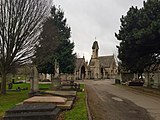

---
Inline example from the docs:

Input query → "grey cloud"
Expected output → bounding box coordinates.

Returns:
[53,0,145,60]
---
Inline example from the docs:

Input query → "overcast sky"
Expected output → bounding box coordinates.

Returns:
[53,0,145,61]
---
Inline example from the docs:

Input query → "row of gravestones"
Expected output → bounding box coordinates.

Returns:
[4,66,60,120]
[3,65,79,120]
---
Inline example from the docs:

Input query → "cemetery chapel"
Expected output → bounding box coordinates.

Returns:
[75,41,118,80]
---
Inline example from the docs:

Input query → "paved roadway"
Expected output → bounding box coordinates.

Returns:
[85,79,160,120]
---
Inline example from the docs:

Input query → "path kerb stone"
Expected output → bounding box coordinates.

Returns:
[23,96,73,110]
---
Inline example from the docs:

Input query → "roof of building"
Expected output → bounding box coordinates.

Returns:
[92,41,99,49]
[75,58,84,71]
[99,55,115,68]
[89,55,115,68]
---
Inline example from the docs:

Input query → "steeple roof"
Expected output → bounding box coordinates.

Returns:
[92,41,99,49]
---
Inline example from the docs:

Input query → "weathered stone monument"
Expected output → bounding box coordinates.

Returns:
[133,73,139,80]
[29,65,39,97]
[52,59,60,90]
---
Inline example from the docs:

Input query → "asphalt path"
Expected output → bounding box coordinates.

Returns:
[85,79,160,120]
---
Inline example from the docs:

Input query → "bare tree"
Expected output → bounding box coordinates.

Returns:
[0,0,51,94]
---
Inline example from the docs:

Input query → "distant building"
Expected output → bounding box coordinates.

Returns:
[75,41,118,80]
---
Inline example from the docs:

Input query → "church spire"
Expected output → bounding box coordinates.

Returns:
[92,40,99,58]
[92,40,99,49]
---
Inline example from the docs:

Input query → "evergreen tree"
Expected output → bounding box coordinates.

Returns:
[34,6,76,75]
[34,17,59,74]
[115,0,160,73]
[56,40,76,74]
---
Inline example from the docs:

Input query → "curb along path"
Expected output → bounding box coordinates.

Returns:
[85,84,92,120]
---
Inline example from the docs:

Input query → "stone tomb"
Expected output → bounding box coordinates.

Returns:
[45,91,77,97]
[44,91,77,102]
[23,96,73,110]
[59,80,81,91]
[3,103,60,120]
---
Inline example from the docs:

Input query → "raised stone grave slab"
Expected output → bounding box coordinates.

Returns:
[23,96,73,110]
[6,103,57,113]
[3,103,60,120]
[23,96,67,105]
[58,101,73,110]
[59,86,81,91]
[45,91,77,97]
[59,86,75,91]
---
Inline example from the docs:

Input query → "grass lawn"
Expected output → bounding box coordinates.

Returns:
[0,83,88,120]
[0,83,30,115]
[64,84,88,120]
[0,83,51,118]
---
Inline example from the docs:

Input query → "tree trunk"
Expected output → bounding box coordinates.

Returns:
[1,72,7,95]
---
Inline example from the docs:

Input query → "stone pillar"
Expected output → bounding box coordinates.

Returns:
[29,65,39,97]
[33,65,39,92]
[144,72,149,87]
[54,59,59,78]
[78,70,81,79]
[158,73,160,88]
[46,74,51,81]
[51,60,60,90]
[115,73,122,81]
[133,73,138,80]
[85,70,88,79]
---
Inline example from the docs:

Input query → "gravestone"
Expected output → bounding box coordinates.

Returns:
[52,59,60,90]
[8,82,13,90]
[29,65,39,97]
[54,59,59,78]
[12,79,15,84]
[59,81,81,91]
